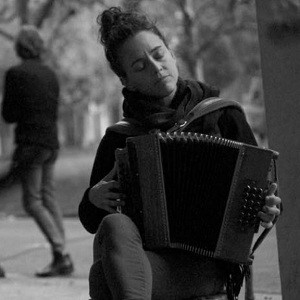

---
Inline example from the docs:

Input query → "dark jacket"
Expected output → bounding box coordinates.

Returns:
[78,81,257,234]
[2,59,59,149]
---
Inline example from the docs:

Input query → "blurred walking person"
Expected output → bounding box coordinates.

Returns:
[1,25,74,277]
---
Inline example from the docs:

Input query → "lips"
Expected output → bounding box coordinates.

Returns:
[156,75,170,84]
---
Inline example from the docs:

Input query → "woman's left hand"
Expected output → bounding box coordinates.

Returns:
[258,182,281,229]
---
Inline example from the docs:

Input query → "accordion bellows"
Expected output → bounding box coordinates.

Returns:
[115,132,278,264]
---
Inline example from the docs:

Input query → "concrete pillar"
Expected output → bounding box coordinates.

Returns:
[255,1,300,299]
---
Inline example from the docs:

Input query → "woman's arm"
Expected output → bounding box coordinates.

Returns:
[78,130,127,233]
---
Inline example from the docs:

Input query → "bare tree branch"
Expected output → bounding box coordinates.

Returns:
[0,0,17,23]
[196,22,256,55]
[0,28,15,41]
[46,6,77,50]
[34,0,56,28]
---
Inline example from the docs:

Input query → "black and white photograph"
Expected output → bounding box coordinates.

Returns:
[0,0,299,299]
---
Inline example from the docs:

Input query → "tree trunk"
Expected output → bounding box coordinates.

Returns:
[16,0,29,24]
[256,0,300,299]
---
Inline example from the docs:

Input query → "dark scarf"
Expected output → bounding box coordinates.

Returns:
[122,77,219,131]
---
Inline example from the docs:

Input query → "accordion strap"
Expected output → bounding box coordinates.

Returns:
[167,97,244,133]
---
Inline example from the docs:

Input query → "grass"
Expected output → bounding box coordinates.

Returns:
[0,147,97,217]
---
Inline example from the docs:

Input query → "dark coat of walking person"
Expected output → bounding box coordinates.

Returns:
[1,25,74,277]
[78,7,281,300]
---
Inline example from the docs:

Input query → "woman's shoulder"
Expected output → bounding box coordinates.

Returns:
[185,79,220,99]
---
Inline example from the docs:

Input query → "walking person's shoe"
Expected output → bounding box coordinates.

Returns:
[35,253,74,277]
[0,265,5,278]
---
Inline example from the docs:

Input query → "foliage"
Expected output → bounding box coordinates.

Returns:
[0,0,263,105]
[0,0,274,147]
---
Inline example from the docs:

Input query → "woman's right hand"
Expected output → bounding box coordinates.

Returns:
[88,163,125,213]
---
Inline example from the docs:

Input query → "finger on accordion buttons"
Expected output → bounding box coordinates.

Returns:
[266,182,277,196]
[265,194,281,207]
[258,211,275,223]
[262,205,280,216]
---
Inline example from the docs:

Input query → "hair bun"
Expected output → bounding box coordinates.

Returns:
[100,7,123,44]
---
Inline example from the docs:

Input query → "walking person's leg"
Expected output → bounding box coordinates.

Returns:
[37,148,74,276]
[21,157,65,252]
[19,146,73,276]
[41,150,66,251]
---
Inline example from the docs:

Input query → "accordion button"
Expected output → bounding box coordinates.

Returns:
[244,192,250,199]
[251,187,257,193]
[245,185,251,192]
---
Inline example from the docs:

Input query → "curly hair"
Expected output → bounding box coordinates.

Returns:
[97,6,168,77]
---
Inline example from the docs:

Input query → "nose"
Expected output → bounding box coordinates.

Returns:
[149,57,163,74]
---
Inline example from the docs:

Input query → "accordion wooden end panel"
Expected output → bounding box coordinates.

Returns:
[115,132,278,264]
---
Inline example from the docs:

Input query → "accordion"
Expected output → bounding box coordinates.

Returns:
[115,132,278,264]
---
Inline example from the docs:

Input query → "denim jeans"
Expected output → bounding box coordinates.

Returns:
[14,145,65,254]
[89,214,226,300]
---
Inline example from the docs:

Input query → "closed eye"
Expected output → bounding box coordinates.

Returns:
[131,46,166,72]
[153,48,165,60]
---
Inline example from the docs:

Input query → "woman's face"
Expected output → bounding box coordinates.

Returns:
[119,31,179,100]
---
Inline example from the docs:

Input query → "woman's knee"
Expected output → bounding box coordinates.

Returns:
[94,214,142,252]
[98,214,139,239]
